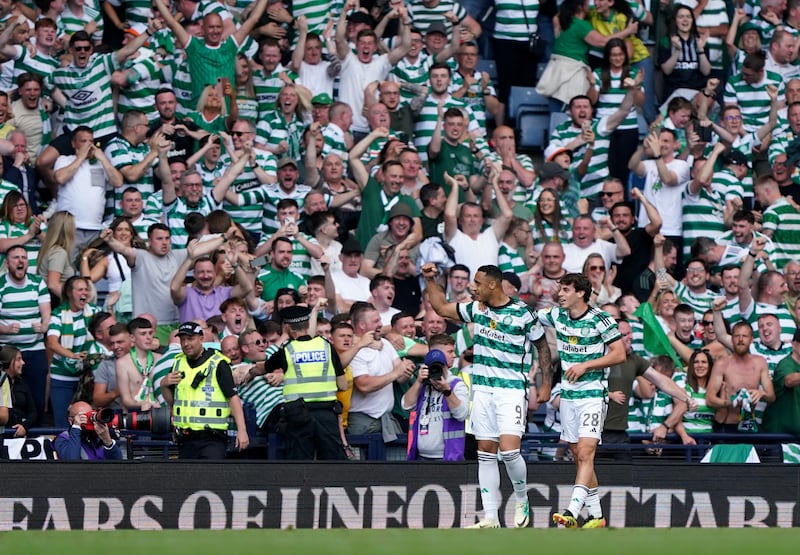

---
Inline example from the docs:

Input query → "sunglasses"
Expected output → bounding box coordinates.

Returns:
[700,321,714,326]
[600,191,621,197]
[73,45,92,52]
[588,265,604,271]
[250,339,266,346]
[231,131,250,137]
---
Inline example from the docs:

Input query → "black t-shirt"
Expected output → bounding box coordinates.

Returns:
[147,118,200,161]
[614,228,654,294]
[393,274,422,317]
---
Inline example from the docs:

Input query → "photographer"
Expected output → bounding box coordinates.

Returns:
[53,401,123,460]
[402,335,469,461]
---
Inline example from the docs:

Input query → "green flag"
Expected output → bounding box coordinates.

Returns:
[632,302,683,368]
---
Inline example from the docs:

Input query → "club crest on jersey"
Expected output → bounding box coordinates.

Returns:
[490,320,497,330]
[568,336,578,345]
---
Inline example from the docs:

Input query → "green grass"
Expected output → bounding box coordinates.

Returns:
[3,528,798,555]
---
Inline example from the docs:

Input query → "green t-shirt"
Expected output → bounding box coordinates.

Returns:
[552,18,593,62]
[258,268,306,302]
[355,178,421,250]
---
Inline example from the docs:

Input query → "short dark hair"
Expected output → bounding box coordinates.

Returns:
[476,264,502,284]
[419,183,443,207]
[69,31,93,46]
[148,222,170,237]
[674,303,695,318]
[271,236,293,251]
[370,275,393,291]
[127,317,153,333]
[88,311,114,337]
[558,273,592,302]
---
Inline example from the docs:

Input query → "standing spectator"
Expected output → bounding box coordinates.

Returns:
[628,129,691,272]
[444,171,512,278]
[755,175,800,270]
[561,214,630,274]
[0,191,44,272]
[103,223,187,343]
[152,0,269,107]
[658,4,710,104]
[37,210,77,304]
[1,346,37,437]
[46,276,98,428]
[79,216,144,321]
[763,330,800,435]
[724,50,785,134]
[586,38,644,185]
[492,0,542,118]
[53,127,124,252]
[0,244,50,426]
[536,0,638,109]
[52,28,156,142]
[334,1,411,139]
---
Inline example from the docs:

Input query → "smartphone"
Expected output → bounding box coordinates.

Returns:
[250,255,268,270]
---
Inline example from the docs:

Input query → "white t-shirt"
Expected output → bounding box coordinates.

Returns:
[448,228,500,280]
[349,338,399,418]
[339,52,392,133]
[330,270,370,304]
[638,158,691,236]
[297,59,335,98]
[53,155,109,230]
[562,239,620,274]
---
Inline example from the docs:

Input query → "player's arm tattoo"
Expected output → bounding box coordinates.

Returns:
[534,336,552,387]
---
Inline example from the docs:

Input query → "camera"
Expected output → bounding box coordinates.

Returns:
[423,349,448,382]
[427,361,445,381]
[82,405,173,436]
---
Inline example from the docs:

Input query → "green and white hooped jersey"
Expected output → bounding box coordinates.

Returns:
[591,67,640,131]
[219,151,278,235]
[672,372,715,434]
[53,53,119,139]
[0,273,50,351]
[456,299,545,391]
[549,117,612,199]
[761,197,800,270]
[494,0,538,41]
[538,305,621,400]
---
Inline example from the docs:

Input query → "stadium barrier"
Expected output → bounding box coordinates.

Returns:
[1,461,799,529]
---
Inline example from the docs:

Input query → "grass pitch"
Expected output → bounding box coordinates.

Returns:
[4,528,797,555]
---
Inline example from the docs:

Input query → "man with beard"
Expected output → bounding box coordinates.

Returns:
[148,88,203,161]
[362,203,420,279]
[257,237,306,304]
[0,244,49,425]
[706,321,775,433]
[116,318,163,412]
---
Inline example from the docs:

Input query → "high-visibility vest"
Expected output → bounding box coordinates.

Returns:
[173,351,230,430]
[283,336,338,403]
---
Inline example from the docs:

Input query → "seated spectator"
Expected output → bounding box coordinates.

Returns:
[53,401,123,460]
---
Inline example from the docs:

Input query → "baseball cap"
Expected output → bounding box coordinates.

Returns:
[426,21,447,36]
[277,157,298,169]
[502,271,522,291]
[546,147,573,163]
[311,92,333,105]
[347,11,374,26]
[341,238,363,255]
[723,150,750,168]
[424,349,448,367]
[538,162,570,182]
[177,322,204,337]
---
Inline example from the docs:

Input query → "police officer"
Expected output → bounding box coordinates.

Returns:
[261,306,348,460]
[161,322,249,459]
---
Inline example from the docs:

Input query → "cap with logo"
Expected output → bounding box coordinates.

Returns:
[177,322,204,337]
[424,349,448,367]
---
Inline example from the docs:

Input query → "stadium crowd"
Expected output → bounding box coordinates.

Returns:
[1,0,800,462]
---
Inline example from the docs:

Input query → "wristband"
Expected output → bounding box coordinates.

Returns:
[442,389,452,397]
[748,250,757,258]
[609,226,618,233]
[653,155,662,160]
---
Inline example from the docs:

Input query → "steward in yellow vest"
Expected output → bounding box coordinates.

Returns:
[161,321,250,459]
[263,305,348,460]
